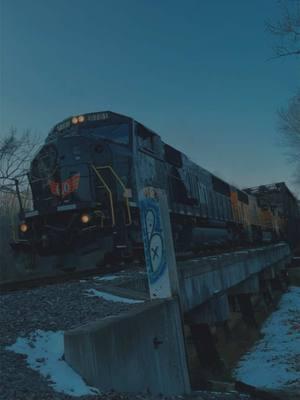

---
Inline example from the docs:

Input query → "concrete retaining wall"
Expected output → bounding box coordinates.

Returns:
[64,298,191,395]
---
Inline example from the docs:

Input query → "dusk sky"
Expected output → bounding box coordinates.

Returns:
[1,0,299,194]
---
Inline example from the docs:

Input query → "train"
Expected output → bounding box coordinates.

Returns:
[12,111,298,267]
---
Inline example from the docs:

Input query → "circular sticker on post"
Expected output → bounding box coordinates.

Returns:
[141,200,166,284]
[149,233,163,274]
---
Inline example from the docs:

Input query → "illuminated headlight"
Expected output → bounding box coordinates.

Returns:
[72,115,85,125]
[81,214,90,224]
[20,223,28,233]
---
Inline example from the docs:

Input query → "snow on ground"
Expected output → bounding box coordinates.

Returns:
[85,288,144,304]
[234,286,300,391]
[6,330,100,397]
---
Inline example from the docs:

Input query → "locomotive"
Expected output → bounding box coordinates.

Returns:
[13,111,286,266]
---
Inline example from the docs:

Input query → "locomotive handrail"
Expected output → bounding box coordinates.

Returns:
[91,165,116,226]
[94,165,132,226]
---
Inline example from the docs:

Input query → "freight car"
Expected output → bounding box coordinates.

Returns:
[245,183,300,248]
[12,111,286,265]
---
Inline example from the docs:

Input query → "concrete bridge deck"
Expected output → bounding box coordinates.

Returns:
[178,243,289,312]
[112,243,290,313]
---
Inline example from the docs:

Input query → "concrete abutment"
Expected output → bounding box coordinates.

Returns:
[64,242,291,395]
[64,298,191,395]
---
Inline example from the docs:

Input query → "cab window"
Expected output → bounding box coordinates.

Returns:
[137,124,155,151]
[86,123,130,145]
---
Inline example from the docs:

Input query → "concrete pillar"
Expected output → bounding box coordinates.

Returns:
[228,295,238,312]
[236,293,257,328]
[259,277,275,307]
[221,320,231,342]
[270,274,285,292]
[185,295,229,375]
[281,268,290,288]
[189,323,224,373]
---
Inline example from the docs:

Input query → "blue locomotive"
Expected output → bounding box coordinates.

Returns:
[14,111,288,266]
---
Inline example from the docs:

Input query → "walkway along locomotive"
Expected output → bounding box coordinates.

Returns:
[12,111,292,267]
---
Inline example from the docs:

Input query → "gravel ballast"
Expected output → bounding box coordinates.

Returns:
[1,274,261,400]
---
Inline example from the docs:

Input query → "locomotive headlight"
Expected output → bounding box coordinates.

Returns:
[81,213,90,224]
[20,223,28,233]
[72,115,85,125]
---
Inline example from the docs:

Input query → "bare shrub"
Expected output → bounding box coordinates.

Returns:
[0,129,39,281]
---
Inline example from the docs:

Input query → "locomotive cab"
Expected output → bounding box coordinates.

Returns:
[15,112,133,257]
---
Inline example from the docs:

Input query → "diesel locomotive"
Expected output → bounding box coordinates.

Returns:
[13,111,287,266]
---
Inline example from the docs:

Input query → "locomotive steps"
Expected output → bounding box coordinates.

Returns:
[63,242,292,396]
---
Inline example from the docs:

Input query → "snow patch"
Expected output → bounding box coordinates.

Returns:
[234,286,300,390]
[85,288,144,304]
[6,330,100,397]
[93,274,120,281]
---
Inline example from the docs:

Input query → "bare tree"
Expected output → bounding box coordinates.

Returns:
[0,128,40,220]
[266,0,300,59]
[279,90,300,185]
[0,128,39,194]
[266,2,300,187]
[0,130,40,278]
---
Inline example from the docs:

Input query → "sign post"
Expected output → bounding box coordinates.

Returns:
[138,187,180,300]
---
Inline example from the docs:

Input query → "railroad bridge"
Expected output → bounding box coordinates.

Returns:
[64,189,292,396]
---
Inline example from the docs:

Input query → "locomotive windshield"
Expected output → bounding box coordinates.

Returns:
[83,123,129,145]
[47,120,130,146]
[31,144,58,180]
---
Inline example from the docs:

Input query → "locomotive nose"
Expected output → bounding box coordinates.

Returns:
[56,135,92,167]
[55,136,94,204]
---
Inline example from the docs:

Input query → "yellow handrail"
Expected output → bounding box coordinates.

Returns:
[95,165,132,226]
[91,165,116,226]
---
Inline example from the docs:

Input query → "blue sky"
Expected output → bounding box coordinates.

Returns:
[1,0,299,194]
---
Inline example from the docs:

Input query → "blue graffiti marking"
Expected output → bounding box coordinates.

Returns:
[145,209,155,239]
[140,197,166,284]
[149,233,163,273]
[151,245,159,260]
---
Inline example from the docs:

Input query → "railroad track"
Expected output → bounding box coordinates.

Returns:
[0,264,126,294]
[0,243,280,294]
